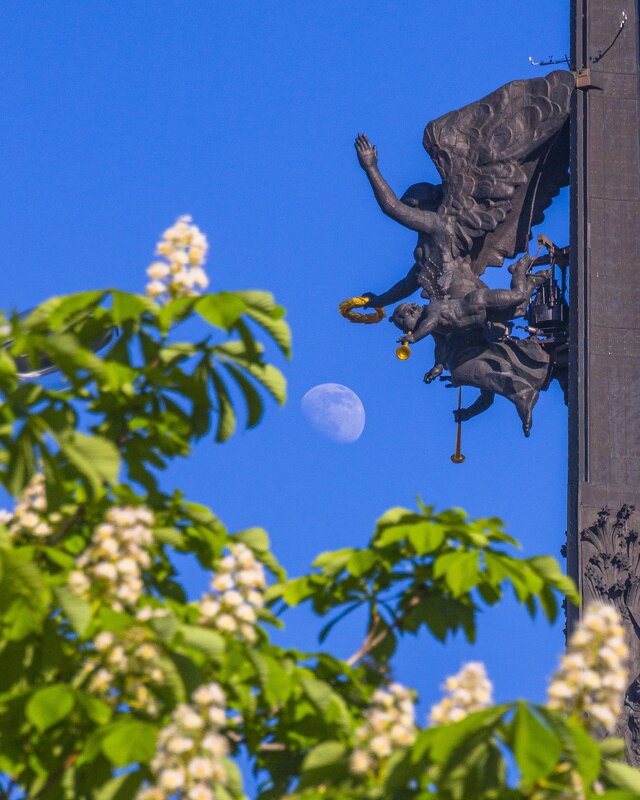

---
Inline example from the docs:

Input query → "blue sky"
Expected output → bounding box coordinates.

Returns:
[0,0,570,740]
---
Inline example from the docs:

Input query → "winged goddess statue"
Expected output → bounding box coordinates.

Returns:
[354,70,574,310]
[343,70,575,436]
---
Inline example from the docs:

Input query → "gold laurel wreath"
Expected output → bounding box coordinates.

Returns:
[338,296,386,324]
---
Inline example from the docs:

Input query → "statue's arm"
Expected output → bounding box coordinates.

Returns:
[424,333,447,383]
[363,266,420,308]
[355,134,440,234]
[455,389,495,422]
[399,309,438,344]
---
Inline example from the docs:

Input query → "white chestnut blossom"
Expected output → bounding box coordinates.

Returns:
[137,683,235,800]
[429,662,493,726]
[0,472,61,540]
[81,627,165,717]
[547,601,629,733]
[197,543,265,643]
[145,215,210,302]
[68,506,154,611]
[349,682,417,776]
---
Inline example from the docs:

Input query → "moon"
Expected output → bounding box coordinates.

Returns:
[301,383,365,443]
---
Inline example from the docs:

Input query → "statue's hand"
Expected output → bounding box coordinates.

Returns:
[454,407,471,424]
[355,133,378,170]
[397,334,415,345]
[424,365,444,384]
[361,292,381,308]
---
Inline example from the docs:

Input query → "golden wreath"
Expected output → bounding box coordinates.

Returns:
[338,296,386,324]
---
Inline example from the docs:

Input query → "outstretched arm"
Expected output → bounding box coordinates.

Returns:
[398,307,439,344]
[355,134,441,235]
[424,332,447,383]
[363,265,420,308]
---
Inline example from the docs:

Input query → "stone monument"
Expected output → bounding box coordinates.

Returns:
[568,0,640,763]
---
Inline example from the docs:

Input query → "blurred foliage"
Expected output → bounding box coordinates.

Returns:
[0,283,633,800]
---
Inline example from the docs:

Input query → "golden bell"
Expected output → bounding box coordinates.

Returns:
[395,343,412,360]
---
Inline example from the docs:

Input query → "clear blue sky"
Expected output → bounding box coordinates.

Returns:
[0,0,570,736]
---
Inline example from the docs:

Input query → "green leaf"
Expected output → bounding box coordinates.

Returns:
[565,716,601,786]
[433,551,480,596]
[603,760,640,792]
[93,772,144,800]
[528,555,580,604]
[279,576,314,605]
[196,293,247,330]
[54,585,92,636]
[241,362,286,405]
[599,737,627,758]
[153,527,184,547]
[346,550,376,576]
[75,690,112,725]
[111,291,158,324]
[301,741,347,773]
[407,522,446,554]
[299,675,351,732]
[26,290,106,329]
[26,684,75,732]
[247,650,293,706]
[55,431,120,494]
[223,362,265,429]
[101,719,158,766]
[426,706,509,763]
[210,369,236,442]
[511,702,561,788]
[178,624,225,656]
[235,527,270,551]
[244,306,292,358]
[234,290,279,314]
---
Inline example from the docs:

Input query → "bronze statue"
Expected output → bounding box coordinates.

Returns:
[343,70,574,434]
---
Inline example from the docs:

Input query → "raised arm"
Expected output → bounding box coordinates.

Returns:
[355,134,441,234]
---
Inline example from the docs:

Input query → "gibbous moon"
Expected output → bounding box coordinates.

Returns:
[301,383,365,443]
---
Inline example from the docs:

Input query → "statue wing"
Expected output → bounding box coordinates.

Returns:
[424,70,574,276]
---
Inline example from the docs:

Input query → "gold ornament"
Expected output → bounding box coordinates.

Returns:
[338,296,385,324]
[395,342,412,360]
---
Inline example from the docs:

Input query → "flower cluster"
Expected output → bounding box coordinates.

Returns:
[197,543,265,643]
[547,601,629,732]
[429,662,493,726]
[350,682,417,776]
[146,215,209,301]
[0,472,60,540]
[82,628,165,717]
[68,506,154,611]
[138,684,233,800]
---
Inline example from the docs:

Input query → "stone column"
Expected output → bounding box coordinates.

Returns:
[568,0,640,761]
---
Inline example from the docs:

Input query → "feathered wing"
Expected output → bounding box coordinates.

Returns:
[423,70,574,277]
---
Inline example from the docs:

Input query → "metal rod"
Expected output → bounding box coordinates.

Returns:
[451,386,466,464]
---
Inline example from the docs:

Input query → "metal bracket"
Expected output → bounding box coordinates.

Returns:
[528,54,571,68]
[575,67,593,90]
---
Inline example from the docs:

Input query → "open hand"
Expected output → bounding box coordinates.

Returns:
[424,365,444,384]
[355,133,378,170]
